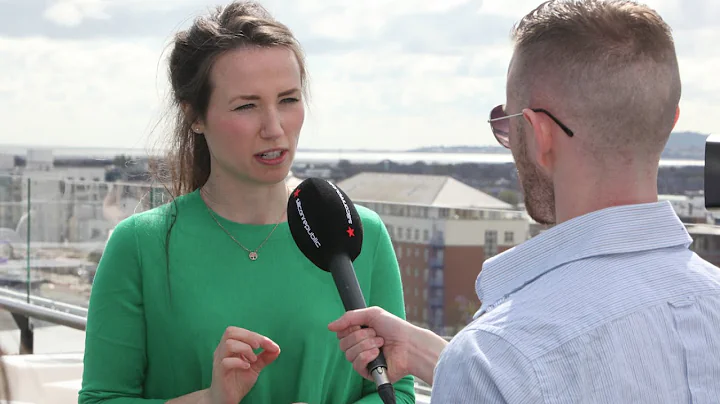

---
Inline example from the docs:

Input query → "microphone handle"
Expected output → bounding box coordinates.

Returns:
[328,254,394,398]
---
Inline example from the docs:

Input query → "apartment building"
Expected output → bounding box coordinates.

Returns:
[338,172,530,336]
[688,224,720,266]
[0,149,123,244]
[659,193,716,224]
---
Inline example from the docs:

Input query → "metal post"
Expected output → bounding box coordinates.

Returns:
[25,178,31,304]
[11,313,33,355]
[23,178,33,353]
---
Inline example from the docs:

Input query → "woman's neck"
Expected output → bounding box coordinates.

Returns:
[200,174,290,225]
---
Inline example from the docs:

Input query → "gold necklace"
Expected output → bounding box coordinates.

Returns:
[203,187,289,261]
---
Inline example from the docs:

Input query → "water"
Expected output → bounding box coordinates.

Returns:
[0,145,705,167]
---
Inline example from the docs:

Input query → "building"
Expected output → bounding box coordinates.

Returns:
[338,173,530,335]
[687,224,720,266]
[285,171,303,189]
[659,193,715,224]
[0,149,126,245]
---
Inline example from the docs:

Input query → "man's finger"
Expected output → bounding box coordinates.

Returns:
[328,307,380,332]
[339,328,376,352]
[344,336,384,364]
[336,325,361,340]
[352,348,379,379]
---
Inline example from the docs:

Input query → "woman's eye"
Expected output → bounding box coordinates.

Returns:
[281,97,300,104]
[234,104,254,111]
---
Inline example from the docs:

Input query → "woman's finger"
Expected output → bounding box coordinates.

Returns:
[225,339,257,362]
[221,356,250,371]
[222,326,267,350]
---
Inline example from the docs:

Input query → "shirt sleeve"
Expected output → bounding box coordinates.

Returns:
[353,213,416,404]
[78,216,165,404]
[431,327,544,403]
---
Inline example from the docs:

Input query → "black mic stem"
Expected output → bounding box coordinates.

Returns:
[328,254,396,404]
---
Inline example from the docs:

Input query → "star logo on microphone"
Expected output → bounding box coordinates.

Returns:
[293,188,301,198]
[346,227,355,237]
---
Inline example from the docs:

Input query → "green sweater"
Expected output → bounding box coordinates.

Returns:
[79,189,415,404]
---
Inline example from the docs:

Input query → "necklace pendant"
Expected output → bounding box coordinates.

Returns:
[248,251,258,261]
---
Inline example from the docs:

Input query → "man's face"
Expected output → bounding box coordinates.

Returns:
[507,57,556,225]
[511,119,556,225]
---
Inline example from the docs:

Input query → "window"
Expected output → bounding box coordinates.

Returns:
[504,231,514,244]
[414,229,420,240]
[484,230,498,257]
[423,229,429,241]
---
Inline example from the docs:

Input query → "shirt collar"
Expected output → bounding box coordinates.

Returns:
[475,201,692,317]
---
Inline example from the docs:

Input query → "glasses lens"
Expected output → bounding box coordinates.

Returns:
[489,105,510,148]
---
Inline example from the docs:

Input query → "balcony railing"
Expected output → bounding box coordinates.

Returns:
[0,174,439,403]
[2,172,716,404]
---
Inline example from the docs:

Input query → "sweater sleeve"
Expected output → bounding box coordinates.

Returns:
[78,216,166,404]
[353,212,416,404]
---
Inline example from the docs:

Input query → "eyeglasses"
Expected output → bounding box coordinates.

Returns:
[488,104,574,148]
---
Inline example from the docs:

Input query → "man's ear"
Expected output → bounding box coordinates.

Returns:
[673,105,680,129]
[522,108,554,172]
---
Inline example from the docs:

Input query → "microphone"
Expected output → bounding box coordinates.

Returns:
[286,178,396,404]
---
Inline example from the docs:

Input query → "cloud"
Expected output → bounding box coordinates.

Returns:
[0,0,719,153]
[0,36,167,151]
[43,0,110,27]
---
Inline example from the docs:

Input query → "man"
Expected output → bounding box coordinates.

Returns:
[328,0,720,402]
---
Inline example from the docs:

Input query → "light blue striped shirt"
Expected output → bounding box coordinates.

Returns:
[431,202,720,403]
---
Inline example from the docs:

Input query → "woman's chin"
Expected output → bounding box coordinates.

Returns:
[250,168,293,186]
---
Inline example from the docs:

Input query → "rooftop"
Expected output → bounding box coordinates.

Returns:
[338,172,513,210]
[686,223,720,236]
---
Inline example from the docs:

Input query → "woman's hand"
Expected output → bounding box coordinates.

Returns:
[209,326,281,404]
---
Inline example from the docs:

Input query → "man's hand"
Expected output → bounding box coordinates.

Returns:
[328,307,413,383]
[328,306,449,385]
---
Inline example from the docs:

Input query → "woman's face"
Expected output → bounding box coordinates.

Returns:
[195,46,305,187]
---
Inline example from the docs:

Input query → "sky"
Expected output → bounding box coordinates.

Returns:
[0,0,718,152]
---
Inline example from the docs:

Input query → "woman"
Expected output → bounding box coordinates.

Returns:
[78,1,415,403]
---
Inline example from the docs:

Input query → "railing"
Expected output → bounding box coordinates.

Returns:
[0,173,532,320]
[0,175,169,318]
[0,173,439,402]
[1,172,717,402]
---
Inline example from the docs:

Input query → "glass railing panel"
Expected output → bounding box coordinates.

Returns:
[0,175,170,311]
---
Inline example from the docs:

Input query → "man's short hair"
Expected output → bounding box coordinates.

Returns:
[509,0,681,157]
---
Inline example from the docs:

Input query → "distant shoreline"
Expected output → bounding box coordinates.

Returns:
[0,144,705,167]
